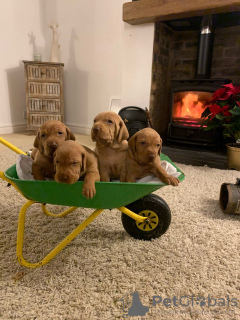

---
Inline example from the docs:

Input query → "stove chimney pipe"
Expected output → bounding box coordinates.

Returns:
[195,15,214,79]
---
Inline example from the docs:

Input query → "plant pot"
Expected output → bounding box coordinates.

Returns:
[226,143,240,170]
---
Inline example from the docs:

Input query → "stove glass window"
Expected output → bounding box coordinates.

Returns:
[172,91,213,127]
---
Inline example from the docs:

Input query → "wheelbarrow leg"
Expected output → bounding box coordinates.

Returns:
[17,200,104,268]
[41,203,78,217]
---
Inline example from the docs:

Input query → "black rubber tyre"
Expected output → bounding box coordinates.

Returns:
[121,194,171,240]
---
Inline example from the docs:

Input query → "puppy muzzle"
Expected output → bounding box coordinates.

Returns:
[55,172,77,184]
[136,153,156,165]
[48,142,58,150]
[148,154,156,162]
[46,142,58,157]
[92,126,101,133]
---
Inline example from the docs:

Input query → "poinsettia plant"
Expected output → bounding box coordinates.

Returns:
[201,83,240,142]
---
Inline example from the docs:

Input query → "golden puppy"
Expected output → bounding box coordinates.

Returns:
[125,128,179,186]
[31,120,75,180]
[54,141,100,199]
[91,111,129,182]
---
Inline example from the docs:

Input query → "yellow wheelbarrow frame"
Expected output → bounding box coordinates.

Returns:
[0,137,185,268]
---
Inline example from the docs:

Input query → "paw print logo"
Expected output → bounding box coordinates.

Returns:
[196,296,206,307]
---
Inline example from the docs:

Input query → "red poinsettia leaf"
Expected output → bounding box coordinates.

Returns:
[231,86,240,96]
[223,111,232,117]
[209,104,221,114]
[209,83,240,102]
[209,87,232,102]
[222,105,230,111]
[222,83,234,89]
[218,92,232,100]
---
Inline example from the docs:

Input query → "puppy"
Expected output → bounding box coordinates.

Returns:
[54,141,100,199]
[91,111,129,182]
[125,128,179,186]
[31,120,75,180]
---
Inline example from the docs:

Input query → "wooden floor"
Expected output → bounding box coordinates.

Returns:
[162,144,228,169]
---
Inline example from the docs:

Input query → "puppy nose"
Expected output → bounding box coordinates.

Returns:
[148,154,155,162]
[93,126,100,133]
[60,174,69,182]
[48,142,58,150]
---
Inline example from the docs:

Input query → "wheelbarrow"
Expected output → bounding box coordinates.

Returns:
[0,137,185,269]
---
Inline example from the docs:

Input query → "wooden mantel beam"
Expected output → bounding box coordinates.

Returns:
[123,0,240,25]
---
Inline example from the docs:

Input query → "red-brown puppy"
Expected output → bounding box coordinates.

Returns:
[125,128,179,186]
[54,141,100,199]
[91,111,129,182]
[31,120,75,180]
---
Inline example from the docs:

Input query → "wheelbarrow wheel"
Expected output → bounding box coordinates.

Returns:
[121,194,171,240]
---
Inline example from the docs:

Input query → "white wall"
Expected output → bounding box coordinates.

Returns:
[0,0,154,135]
[0,0,46,134]
[122,23,154,110]
[44,0,126,134]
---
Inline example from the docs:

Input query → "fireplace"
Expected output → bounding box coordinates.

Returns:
[150,14,240,146]
[167,78,230,148]
[165,15,232,148]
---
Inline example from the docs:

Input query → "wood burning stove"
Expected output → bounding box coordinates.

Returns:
[167,15,231,148]
[167,79,230,148]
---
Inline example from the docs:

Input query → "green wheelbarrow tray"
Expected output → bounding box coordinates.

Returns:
[4,153,185,209]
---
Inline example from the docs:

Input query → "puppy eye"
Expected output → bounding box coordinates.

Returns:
[157,144,160,147]
[56,160,59,164]
[41,133,46,138]
[72,161,78,165]
[140,141,145,145]
[107,119,113,124]
[58,131,63,135]
[93,119,97,123]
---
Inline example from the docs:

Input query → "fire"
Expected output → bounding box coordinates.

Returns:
[172,91,213,122]
[181,93,205,118]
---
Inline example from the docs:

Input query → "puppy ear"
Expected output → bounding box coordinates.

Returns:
[158,138,162,155]
[117,120,129,143]
[65,126,76,141]
[33,131,44,154]
[128,134,137,154]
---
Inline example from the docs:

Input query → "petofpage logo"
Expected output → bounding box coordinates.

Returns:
[117,291,238,318]
[152,294,238,308]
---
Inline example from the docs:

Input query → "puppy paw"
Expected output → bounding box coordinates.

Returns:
[164,176,179,186]
[82,184,96,199]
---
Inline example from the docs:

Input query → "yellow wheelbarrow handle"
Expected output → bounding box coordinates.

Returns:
[0,137,29,198]
[0,137,26,155]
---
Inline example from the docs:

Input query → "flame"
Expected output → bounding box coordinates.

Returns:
[172,91,213,123]
[181,93,204,118]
